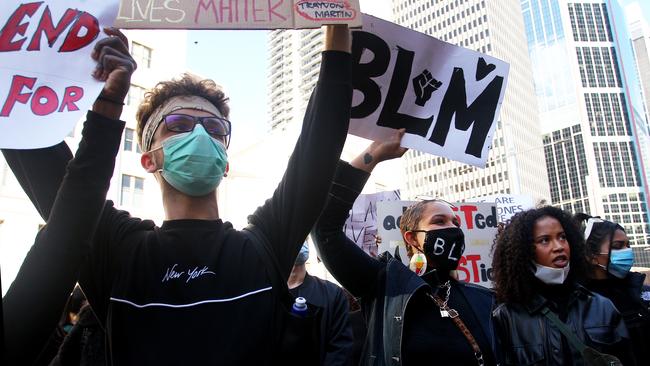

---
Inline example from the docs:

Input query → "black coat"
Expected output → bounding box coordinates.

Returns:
[493,284,633,365]
[585,272,650,365]
[289,273,354,366]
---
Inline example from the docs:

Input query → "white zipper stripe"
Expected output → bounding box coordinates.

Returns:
[109,286,272,309]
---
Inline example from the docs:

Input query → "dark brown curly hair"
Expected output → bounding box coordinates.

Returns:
[135,73,230,148]
[491,206,588,304]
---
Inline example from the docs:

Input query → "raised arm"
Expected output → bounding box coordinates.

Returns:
[2,28,136,365]
[312,130,407,298]
[248,26,353,278]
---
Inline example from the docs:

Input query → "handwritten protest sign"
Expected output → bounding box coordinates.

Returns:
[471,194,535,223]
[350,14,510,167]
[343,190,400,257]
[0,1,119,149]
[114,0,361,29]
[378,200,498,288]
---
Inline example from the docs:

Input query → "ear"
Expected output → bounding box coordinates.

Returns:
[225,162,230,175]
[141,152,158,173]
[403,230,418,247]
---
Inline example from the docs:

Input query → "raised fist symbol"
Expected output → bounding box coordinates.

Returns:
[412,69,442,106]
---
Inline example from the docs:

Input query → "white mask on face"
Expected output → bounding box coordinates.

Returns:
[533,262,571,285]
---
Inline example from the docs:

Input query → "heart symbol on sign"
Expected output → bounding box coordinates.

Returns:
[475,57,496,81]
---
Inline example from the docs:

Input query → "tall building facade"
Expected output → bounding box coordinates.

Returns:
[393,0,551,203]
[521,0,650,254]
[267,29,323,132]
[0,30,187,294]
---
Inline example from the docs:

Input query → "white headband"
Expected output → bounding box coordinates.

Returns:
[140,95,223,152]
[584,217,604,241]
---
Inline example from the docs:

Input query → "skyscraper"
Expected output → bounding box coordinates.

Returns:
[392,0,551,203]
[521,0,650,250]
[267,29,322,132]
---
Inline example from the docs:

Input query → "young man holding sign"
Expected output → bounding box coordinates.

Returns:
[3,25,352,364]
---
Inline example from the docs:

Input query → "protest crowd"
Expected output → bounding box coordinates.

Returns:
[1,10,650,366]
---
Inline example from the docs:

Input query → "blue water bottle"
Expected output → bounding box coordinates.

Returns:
[292,297,308,317]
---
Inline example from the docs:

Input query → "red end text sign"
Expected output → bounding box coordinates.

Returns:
[0,1,119,149]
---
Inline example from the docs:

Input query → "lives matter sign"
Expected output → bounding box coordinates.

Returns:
[350,14,509,167]
[377,200,498,288]
[114,0,361,29]
[0,1,119,149]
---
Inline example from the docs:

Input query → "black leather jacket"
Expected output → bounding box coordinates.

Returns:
[493,284,633,365]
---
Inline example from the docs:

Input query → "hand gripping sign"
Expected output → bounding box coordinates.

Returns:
[350,14,510,167]
[114,0,361,29]
[0,1,120,149]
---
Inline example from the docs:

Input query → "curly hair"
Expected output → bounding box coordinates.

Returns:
[491,206,588,304]
[135,73,230,148]
[573,213,623,260]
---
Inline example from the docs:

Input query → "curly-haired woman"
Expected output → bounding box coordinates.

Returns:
[576,214,650,365]
[491,206,633,365]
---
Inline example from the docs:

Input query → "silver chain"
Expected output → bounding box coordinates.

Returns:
[437,280,451,309]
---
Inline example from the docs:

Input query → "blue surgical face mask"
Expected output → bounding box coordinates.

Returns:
[608,248,634,279]
[156,125,228,196]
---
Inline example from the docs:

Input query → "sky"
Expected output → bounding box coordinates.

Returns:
[185,0,650,153]
[184,0,392,152]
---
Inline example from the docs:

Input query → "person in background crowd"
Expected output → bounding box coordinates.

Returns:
[312,129,499,366]
[49,287,106,366]
[287,242,354,365]
[2,25,352,364]
[576,214,650,365]
[492,207,633,365]
[1,29,135,366]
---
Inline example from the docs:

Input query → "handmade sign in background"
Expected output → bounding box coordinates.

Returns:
[0,1,119,149]
[114,0,361,29]
[342,190,400,257]
[350,14,510,167]
[377,200,498,288]
[470,193,536,223]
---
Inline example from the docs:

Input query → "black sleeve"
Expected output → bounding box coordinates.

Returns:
[324,286,354,366]
[599,311,637,366]
[2,141,73,221]
[491,307,510,365]
[248,51,352,278]
[312,161,384,298]
[2,111,124,365]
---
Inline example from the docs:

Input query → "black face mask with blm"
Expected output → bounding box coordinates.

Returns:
[412,227,466,279]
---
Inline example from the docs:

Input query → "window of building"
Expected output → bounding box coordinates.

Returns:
[123,128,141,153]
[127,84,147,106]
[121,174,144,207]
[131,42,152,68]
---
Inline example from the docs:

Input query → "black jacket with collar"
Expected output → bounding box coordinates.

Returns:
[363,254,498,365]
[585,271,650,365]
[492,283,633,365]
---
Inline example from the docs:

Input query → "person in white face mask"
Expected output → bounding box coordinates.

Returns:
[576,214,650,365]
[491,207,634,365]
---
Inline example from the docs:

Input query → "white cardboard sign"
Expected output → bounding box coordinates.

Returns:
[114,0,362,29]
[343,190,401,257]
[350,14,510,167]
[470,194,536,223]
[0,1,119,149]
[377,200,498,288]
